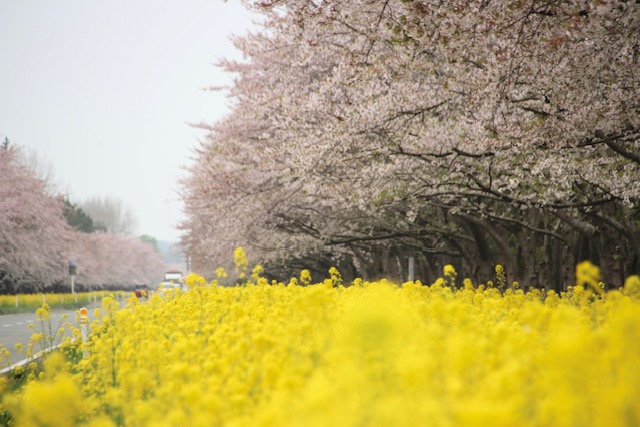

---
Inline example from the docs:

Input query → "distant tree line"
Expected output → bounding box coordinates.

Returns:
[63,199,103,233]
[0,140,165,294]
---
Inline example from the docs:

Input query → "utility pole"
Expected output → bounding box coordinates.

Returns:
[69,259,77,296]
[408,257,415,282]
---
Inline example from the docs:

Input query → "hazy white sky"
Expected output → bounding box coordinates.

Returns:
[0,0,257,242]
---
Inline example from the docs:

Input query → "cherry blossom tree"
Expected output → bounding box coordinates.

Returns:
[70,232,165,289]
[181,0,639,289]
[0,146,70,292]
[1,145,165,293]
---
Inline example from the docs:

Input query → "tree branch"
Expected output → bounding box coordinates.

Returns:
[605,139,640,164]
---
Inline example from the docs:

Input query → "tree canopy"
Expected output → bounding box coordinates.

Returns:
[181,0,640,289]
[63,199,99,233]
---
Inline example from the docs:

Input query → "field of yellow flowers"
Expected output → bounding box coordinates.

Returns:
[0,291,127,315]
[2,260,640,426]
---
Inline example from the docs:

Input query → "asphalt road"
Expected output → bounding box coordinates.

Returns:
[0,303,103,366]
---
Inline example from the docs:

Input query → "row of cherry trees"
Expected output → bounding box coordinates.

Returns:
[0,145,165,294]
[181,0,639,290]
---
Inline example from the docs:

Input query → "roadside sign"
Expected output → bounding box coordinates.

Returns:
[79,307,89,323]
[79,307,89,358]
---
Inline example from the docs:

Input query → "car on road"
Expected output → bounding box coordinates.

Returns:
[158,281,186,296]
[158,270,187,296]
[134,284,149,299]
[164,270,184,282]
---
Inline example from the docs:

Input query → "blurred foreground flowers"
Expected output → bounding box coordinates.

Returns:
[1,265,640,427]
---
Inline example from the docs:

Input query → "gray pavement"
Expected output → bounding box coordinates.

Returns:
[0,302,104,367]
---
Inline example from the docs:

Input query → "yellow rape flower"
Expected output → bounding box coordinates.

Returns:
[495,264,506,289]
[575,261,602,294]
[35,303,51,321]
[251,264,264,282]
[444,264,457,289]
[185,273,206,289]
[623,275,640,296]
[5,373,85,427]
[443,264,456,277]
[328,267,342,286]
[300,269,312,286]
[234,247,248,279]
